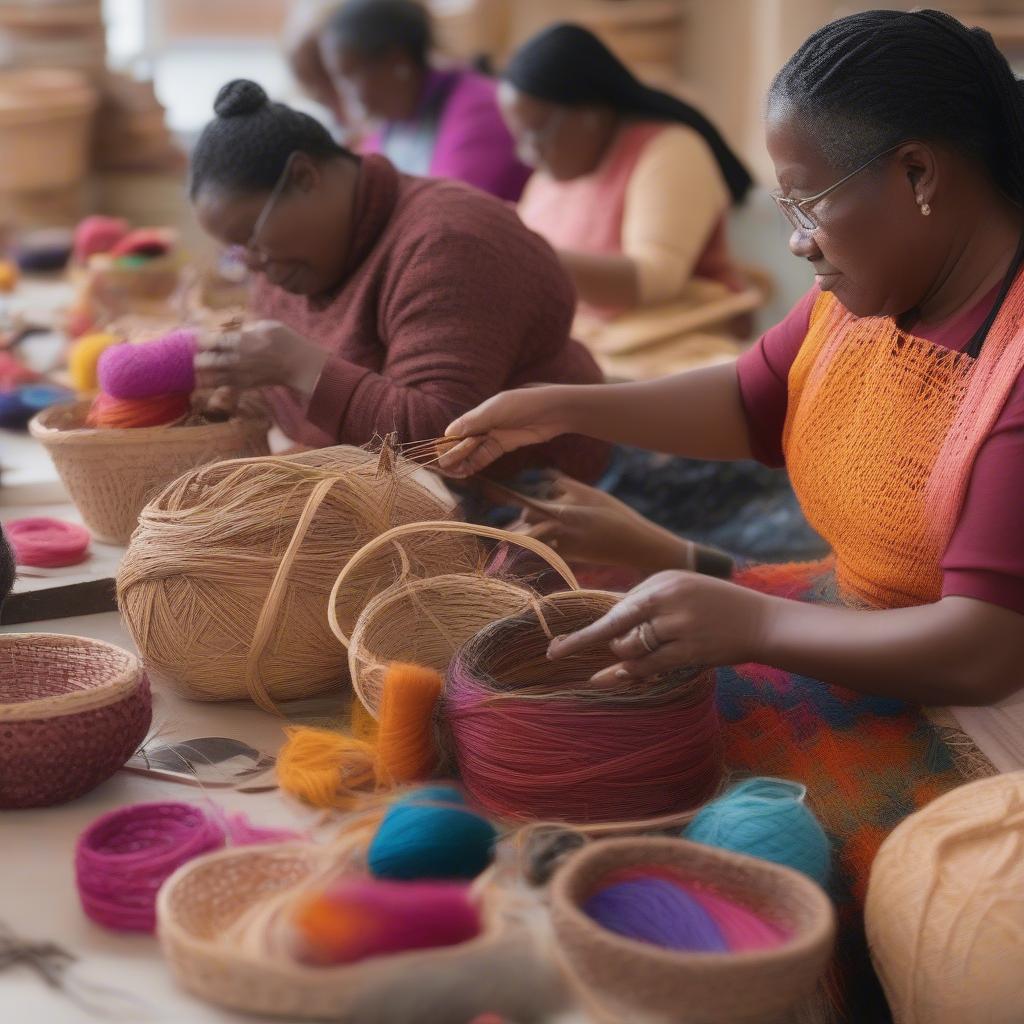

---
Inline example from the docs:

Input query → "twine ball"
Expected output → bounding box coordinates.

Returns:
[69,332,120,394]
[97,329,197,400]
[683,777,831,887]
[866,771,1024,1024]
[117,447,478,708]
[368,786,497,882]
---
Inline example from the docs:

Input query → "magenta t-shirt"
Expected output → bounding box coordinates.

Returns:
[737,284,1024,615]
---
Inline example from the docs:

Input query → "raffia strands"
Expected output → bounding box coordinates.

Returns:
[445,591,722,824]
[116,446,480,713]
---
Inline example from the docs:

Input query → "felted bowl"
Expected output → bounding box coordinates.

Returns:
[331,522,581,718]
[157,842,569,1022]
[549,837,836,1024]
[0,633,151,808]
[30,399,270,544]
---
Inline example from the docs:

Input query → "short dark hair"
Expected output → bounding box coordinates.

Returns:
[324,0,433,67]
[189,79,350,198]
[769,8,1024,203]
[0,526,14,610]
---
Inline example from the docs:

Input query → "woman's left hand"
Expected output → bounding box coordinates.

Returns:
[194,320,327,400]
[548,570,773,685]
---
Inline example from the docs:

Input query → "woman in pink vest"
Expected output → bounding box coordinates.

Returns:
[502,24,752,319]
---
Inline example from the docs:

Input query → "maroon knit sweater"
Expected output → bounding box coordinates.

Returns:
[255,155,609,480]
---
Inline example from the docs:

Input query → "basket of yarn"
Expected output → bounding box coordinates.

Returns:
[117,446,481,711]
[0,633,151,809]
[444,590,722,824]
[29,398,270,543]
[332,522,581,718]
[156,840,569,1021]
[865,771,1024,1024]
[549,836,835,1024]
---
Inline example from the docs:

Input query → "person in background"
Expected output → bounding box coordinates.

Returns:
[318,0,530,201]
[502,23,752,318]
[284,1,352,132]
[187,80,607,481]
[442,10,1024,1018]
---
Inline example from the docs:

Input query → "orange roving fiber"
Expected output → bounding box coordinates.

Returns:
[374,663,444,786]
[276,664,444,809]
[85,391,189,428]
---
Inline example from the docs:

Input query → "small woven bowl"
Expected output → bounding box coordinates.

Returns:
[30,399,270,544]
[550,837,836,1024]
[157,843,569,1021]
[0,633,151,809]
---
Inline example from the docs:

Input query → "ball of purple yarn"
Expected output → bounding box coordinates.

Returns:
[583,877,729,952]
[97,329,197,400]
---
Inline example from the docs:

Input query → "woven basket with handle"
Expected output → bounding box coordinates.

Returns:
[0,632,150,808]
[30,399,270,544]
[330,521,580,718]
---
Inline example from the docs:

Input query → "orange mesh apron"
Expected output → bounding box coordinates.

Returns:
[718,275,1024,1020]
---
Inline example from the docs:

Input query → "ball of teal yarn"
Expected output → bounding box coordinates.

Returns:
[683,777,831,887]
[369,785,497,882]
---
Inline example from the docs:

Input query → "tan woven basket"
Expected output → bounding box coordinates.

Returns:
[550,837,836,1024]
[329,521,580,718]
[0,633,150,808]
[157,842,570,1022]
[29,400,270,544]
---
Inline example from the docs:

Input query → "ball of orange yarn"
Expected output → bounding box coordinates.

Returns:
[85,391,190,428]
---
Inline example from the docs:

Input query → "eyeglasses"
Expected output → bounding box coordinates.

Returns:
[230,150,299,268]
[769,142,906,233]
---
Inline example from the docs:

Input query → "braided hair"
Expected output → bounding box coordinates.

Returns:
[770,9,1024,204]
[323,0,433,68]
[770,9,1024,202]
[189,80,351,198]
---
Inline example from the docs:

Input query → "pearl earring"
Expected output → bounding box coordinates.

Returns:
[917,196,931,216]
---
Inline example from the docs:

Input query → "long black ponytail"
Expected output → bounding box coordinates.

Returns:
[770,8,1024,204]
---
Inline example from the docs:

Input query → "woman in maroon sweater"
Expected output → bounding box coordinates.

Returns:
[187,79,608,480]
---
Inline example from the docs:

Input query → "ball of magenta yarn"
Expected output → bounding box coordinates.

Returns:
[3,517,90,568]
[75,802,225,933]
[97,329,197,400]
[583,877,729,952]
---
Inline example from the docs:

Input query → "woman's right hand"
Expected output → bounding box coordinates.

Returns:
[439,385,576,478]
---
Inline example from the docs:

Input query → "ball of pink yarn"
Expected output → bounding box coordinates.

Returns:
[74,801,302,933]
[97,329,197,400]
[3,517,90,568]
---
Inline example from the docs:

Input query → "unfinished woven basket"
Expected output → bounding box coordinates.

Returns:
[0,633,150,808]
[29,399,270,544]
[330,522,581,718]
[157,842,569,1022]
[550,837,836,1024]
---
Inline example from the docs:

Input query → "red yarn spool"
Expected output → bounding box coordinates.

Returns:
[85,391,190,429]
[446,593,721,824]
[3,517,91,568]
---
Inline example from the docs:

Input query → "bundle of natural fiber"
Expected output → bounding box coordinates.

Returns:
[331,522,581,719]
[865,771,1024,1024]
[117,446,479,712]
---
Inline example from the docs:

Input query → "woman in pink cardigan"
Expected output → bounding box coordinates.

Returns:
[317,0,530,202]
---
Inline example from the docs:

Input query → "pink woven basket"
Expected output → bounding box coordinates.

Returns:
[0,633,151,809]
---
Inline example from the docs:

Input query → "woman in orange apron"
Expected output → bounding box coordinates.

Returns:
[440,10,1024,1019]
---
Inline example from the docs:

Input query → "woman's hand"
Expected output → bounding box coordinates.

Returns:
[194,320,328,401]
[439,385,579,478]
[499,472,697,572]
[548,570,772,684]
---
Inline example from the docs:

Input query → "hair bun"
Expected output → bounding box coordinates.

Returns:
[214,79,268,118]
